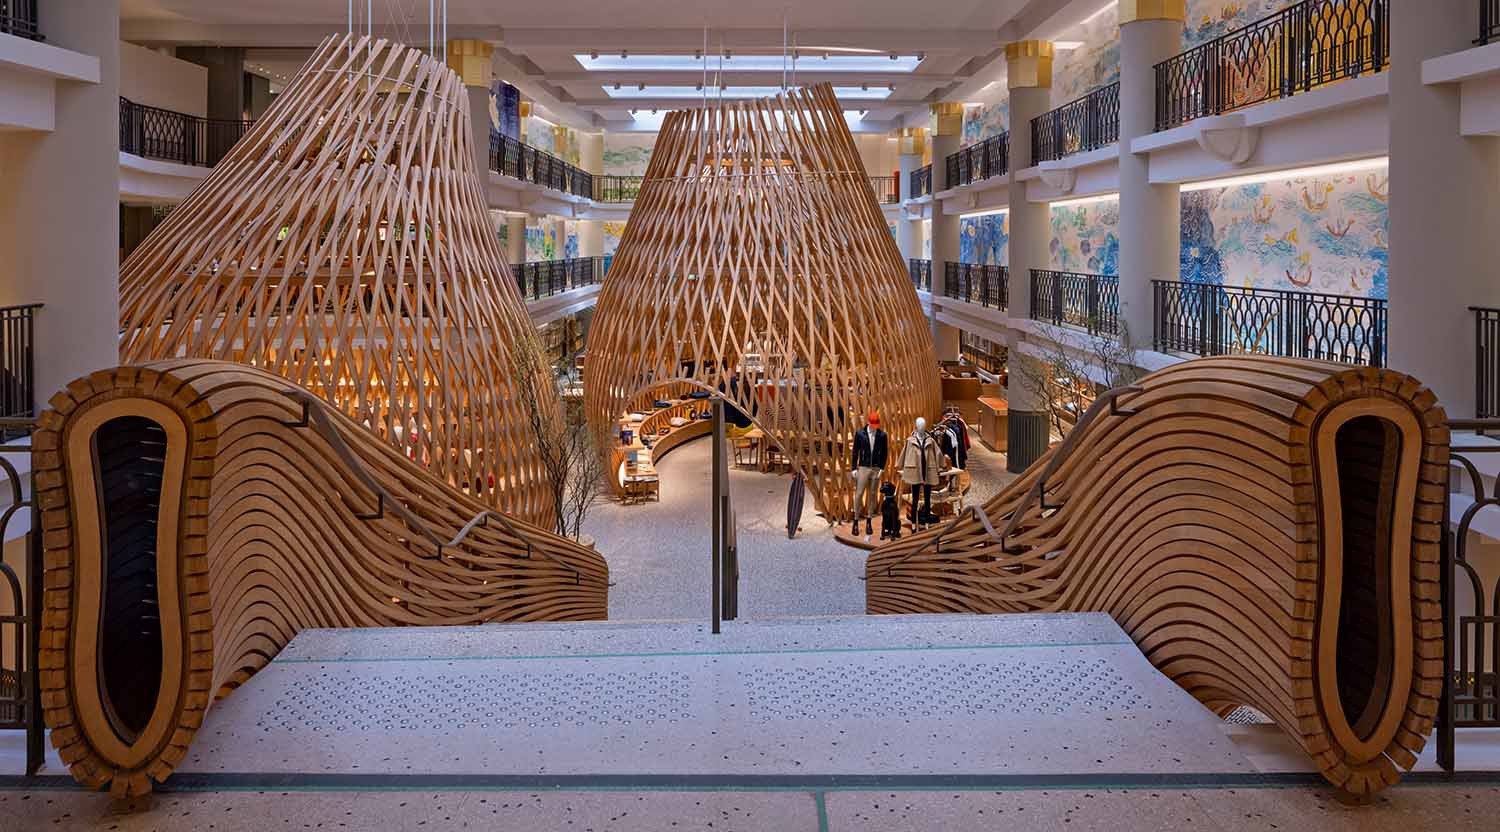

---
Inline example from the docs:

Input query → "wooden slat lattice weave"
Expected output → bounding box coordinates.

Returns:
[585,84,941,519]
[118,35,559,526]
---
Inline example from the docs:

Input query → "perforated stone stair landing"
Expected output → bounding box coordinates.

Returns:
[174,612,1253,778]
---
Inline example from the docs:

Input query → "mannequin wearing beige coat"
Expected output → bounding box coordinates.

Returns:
[898,417,945,527]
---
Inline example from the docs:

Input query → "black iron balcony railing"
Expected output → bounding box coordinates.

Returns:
[515,256,611,301]
[1031,83,1120,166]
[909,258,933,292]
[119,97,254,168]
[0,0,40,40]
[1475,307,1500,418]
[1155,0,1390,132]
[1030,269,1119,335]
[910,164,933,199]
[946,131,1010,189]
[489,133,595,200]
[1482,0,1500,44]
[943,262,1009,310]
[1153,280,1387,367]
[593,175,643,202]
[868,175,900,204]
[0,304,39,432]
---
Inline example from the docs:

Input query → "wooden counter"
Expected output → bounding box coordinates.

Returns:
[611,397,716,499]
[977,396,1007,452]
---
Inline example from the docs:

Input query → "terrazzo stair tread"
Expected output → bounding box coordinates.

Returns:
[274,611,1134,662]
[172,613,1254,778]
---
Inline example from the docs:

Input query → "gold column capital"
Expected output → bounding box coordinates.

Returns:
[1005,40,1054,90]
[896,126,927,156]
[1118,0,1187,24]
[446,39,495,87]
[931,103,963,137]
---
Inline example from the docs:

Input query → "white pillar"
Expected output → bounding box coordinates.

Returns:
[1387,3,1500,417]
[0,0,120,404]
[447,40,495,184]
[1002,39,1055,472]
[930,105,963,361]
[506,215,527,264]
[1117,9,1185,347]
[896,128,926,263]
[578,133,604,259]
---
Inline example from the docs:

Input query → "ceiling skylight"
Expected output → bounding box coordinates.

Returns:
[576,54,923,73]
[606,85,893,100]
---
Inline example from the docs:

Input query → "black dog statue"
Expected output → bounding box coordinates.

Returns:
[879,481,901,540]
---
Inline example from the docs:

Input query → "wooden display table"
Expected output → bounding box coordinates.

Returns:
[977,396,1008,452]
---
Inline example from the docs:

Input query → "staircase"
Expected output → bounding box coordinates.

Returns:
[173,612,1256,781]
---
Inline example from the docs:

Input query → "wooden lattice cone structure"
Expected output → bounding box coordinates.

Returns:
[585,83,940,519]
[118,34,558,526]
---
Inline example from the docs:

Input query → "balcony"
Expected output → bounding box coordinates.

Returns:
[119,97,252,168]
[946,131,1009,189]
[868,175,899,204]
[1476,307,1500,418]
[593,174,643,203]
[1152,280,1387,367]
[943,262,1009,311]
[1483,0,1500,44]
[960,333,1005,376]
[516,256,611,302]
[1030,269,1119,336]
[0,303,39,432]
[908,258,932,292]
[0,0,39,41]
[490,133,594,200]
[1155,0,1389,132]
[910,164,933,199]
[1032,83,1119,165]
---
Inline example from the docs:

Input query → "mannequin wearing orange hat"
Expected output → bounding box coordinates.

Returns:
[849,410,887,537]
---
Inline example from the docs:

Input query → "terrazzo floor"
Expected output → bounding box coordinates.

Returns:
[8,783,1500,831]
[169,613,1248,778]
[583,434,1017,622]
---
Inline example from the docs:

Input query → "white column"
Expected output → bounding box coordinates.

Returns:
[578,131,604,258]
[447,40,495,184]
[930,105,963,360]
[1117,9,1185,346]
[1387,3,1500,417]
[896,128,925,263]
[506,215,527,264]
[1001,40,1055,472]
[0,0,121,404]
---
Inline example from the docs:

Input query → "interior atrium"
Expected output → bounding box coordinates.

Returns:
[2,0,1500,828]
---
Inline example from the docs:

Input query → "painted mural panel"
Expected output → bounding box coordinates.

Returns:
[1051,201,1121,275]
[1182,166,1388,298]
[961,100,1010,146]
[959,213,1010,266]
[603,221,627,256]
[604,133,656,176]
[1051,7,1121,107]
[526,223,562,262]
[1185,1,1292,48]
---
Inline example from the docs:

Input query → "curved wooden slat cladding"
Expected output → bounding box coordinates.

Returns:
[117,34,561,527]
[866,357,1448,797]
[32,361,608,797]
[585,83,941,520]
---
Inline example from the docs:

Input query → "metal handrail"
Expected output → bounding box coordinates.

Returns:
[874,384,1142,578]
[280,390,587,584]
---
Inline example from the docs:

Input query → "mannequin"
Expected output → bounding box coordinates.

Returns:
[898,416,944,528]
[849,410,887,536]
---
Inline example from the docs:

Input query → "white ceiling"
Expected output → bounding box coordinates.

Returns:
[122,0,1116,131]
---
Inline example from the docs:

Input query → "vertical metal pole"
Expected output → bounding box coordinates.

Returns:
[26,465,42,775]
[1439,469,1455,771]
[711,397,723,634]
